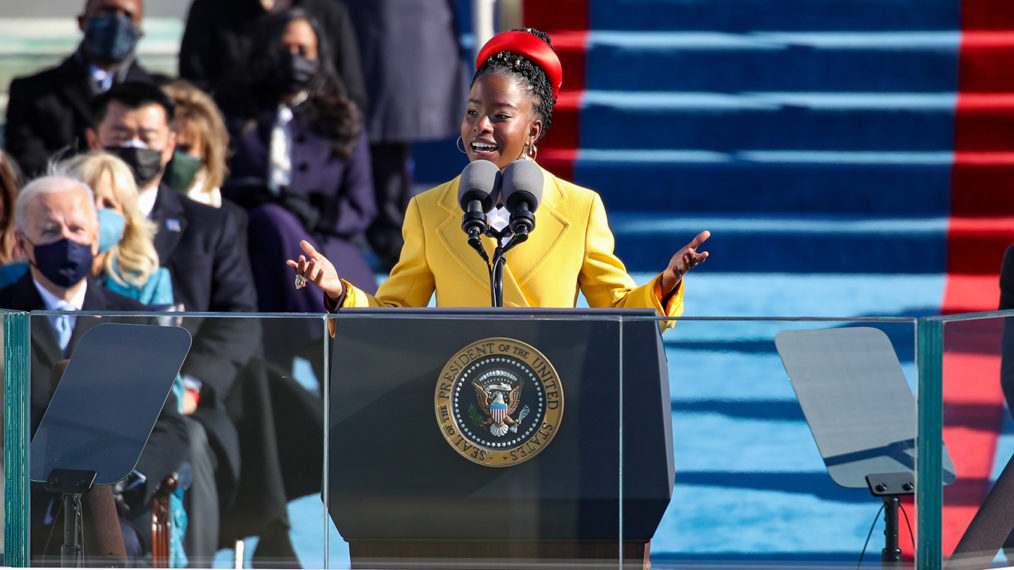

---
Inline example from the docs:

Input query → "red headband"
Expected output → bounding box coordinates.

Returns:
[476,31,563,101]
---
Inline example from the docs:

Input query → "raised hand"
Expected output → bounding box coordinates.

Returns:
[661,230,711,295]
[286,240,345,301]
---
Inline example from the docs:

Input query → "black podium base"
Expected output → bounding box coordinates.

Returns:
[347,538,650,569]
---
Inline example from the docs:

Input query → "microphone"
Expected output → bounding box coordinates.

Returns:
[501,159,543,239]
[457,159,501,241]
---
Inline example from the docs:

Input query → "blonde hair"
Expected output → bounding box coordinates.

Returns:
[162,79,229,200]
[0,150,22,264]
[57,152,160,290]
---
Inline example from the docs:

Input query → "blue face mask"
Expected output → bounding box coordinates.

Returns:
[83,13,141,64]
[30,238,94,288]
[97,208,125,254]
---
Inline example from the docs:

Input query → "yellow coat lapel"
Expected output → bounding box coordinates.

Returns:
[433,178,493,290]
[432,172,574,307]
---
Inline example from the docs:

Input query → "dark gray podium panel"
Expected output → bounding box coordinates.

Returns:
[30,323,192,485]
[775,326,955,489]
[328,308,674,541]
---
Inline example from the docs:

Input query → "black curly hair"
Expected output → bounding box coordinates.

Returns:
[471,28,556,141]
[221,7,360,158]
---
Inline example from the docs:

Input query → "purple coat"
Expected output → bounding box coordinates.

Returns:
[224,109,379,313]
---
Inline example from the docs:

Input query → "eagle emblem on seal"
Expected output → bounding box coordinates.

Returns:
[473,380,526,437]
[435,337,564,467]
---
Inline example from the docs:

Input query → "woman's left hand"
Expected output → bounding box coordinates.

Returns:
[661,230,711,295]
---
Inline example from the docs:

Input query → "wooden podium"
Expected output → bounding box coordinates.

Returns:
[327,308,674,569]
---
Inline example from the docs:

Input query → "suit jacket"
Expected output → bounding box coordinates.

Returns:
[179,0,367,109]
[4,48,156,176]
[0,274,188,504]
[341,165,684,328]
[150,185,259,488]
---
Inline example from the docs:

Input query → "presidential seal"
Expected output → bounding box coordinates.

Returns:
[434,337,564,467]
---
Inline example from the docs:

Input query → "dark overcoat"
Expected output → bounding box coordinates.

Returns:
[4,50,157,176]
[340,0,467,143]
[223,109,379,298]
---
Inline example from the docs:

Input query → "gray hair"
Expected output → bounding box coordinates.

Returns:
[15,175,97,235]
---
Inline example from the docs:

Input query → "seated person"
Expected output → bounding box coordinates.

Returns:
[218,8,376,374]
[161,79,230,209]
[5,0,158,176]
[219,8,378,307]
[0,174,188,564]
[59,151,173,306]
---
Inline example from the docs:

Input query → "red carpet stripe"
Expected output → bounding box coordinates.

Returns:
[522,0,588,182]
[937,0,1014,558]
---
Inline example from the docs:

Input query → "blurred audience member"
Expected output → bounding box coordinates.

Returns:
[179,0,366,109]
[162,79,230,208]
[87,81,260,567]
[0,174,188,564]
[0,151,26,287]
[5,0,158,176]
[219,7,378,321]
[339,0,468,271]
[58,152,172,305]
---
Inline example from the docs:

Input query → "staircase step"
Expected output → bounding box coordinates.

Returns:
[954,94,1014,151]
[589,0,959,32]
[958,32,1014,92]
[608,213,948,273]
[559,149,953,215]
[952,152,1014,216]
[579,31,958,93]
[566,91,956,151]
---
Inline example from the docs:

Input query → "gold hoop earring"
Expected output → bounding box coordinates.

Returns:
[527,143,538,160]
[456,136,467,155]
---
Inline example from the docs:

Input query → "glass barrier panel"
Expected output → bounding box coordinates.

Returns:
[23,312,329,569]
[318,312,923,569]
[644,316,919,569]
[325,308,625,569]
[924,312,1013,570]
[3,309,30,567]
[9,310,942,568]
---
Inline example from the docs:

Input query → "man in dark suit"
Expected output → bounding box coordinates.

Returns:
[4,0,157,176]
[86,81,269,565]
[0,174,189,563]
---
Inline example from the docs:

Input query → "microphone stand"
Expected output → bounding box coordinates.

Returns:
[465,226,528,307]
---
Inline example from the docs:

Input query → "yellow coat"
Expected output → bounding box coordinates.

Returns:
[341,166,683,328]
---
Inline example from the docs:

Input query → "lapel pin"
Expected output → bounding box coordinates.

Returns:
[166,219,182,232]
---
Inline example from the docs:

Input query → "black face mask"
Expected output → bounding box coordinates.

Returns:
[272,52,319,94]
[83,13,141,64]
[106,146,164,188]
[30,237,94,288]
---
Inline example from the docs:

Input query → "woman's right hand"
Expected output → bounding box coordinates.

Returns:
[286,240,345,301]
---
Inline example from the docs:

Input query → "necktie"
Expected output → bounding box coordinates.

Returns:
[50,305,73,351]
